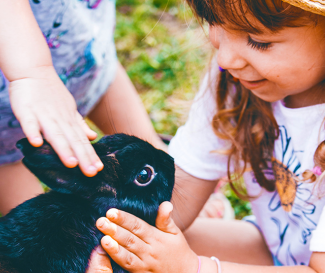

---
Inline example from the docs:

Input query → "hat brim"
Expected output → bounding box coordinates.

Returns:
[283,0,325,16]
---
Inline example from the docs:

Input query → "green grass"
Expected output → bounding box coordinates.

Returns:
[222,184,252,219]
[115,0,210,135]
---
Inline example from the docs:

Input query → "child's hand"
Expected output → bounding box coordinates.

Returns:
[96,202,199,273]
[9,66,103,176]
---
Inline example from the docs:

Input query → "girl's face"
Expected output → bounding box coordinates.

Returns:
[209,19,325,108]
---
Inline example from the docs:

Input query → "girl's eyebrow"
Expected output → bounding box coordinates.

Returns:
[222,23,282,37]
[220,19,273,35]
[220,23,262,34]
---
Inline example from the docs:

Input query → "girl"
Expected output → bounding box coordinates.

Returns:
[89,0,325,272]
[0,0,164,215]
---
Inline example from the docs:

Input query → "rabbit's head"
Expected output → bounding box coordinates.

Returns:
[16,134,175,223]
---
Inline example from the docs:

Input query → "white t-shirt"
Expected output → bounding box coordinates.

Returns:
[169,73,325,266]
[310,205,325,252]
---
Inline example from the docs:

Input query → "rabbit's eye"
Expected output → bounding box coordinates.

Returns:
[134,165,156,187]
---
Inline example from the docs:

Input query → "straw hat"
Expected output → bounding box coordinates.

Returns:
[282,0,325,16]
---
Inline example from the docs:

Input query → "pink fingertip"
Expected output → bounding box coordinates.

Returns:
[88,165,97,173]
[106,209,118,220]
[101,236,119,253]
[96,218,106,228]
[95,161,104,171]
[161,201,173,211]
[96,246,107,255]
[88,130,97,140]
[32,137,43,146]
[69,157,78,164]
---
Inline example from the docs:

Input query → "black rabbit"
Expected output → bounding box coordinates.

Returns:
[0,134,175,273]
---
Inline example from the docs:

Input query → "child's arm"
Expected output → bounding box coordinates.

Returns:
[94,203,319,273]
[171,166,219,230]
[0,0,102,176]
[309,253,325,273]
[307,206,325,273]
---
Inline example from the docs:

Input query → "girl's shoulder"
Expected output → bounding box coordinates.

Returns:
[168,67,230,181]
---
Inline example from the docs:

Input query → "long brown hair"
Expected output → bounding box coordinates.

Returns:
[186,0,322,194]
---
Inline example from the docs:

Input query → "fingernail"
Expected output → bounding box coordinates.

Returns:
[96,246,107,255]
[32,137,43,147]
[106,209,118,220]
[34,137,42,143]
[102,236,119,253]
[69,157,78,164]
[95,161,104,171]
[88,165,97,173]
[98,220,117,236]
[97,218,107,228]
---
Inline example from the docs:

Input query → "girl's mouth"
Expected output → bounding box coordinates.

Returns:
[239,79,267,89]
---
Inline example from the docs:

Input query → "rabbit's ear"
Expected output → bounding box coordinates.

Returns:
[16,138,83,194]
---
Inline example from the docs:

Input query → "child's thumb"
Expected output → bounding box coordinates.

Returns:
[86,247,113,273]
[155,201,179,234]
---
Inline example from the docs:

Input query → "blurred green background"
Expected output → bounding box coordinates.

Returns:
[112,0,252,219]
[115,0,209,134]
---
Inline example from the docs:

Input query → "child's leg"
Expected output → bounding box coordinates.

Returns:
[184,218,273,266]
[87,62,166,151]
[0,161,43,215]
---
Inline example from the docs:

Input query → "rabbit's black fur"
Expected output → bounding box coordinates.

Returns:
[0,134,175,273]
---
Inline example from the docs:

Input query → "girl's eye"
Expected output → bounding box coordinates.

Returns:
[134,165,157,186]
[247,36,271,51]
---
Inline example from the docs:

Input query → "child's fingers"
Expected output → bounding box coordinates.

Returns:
[155,202,179,235]
[77,113,98,141]
[101,236,144,272]
[32,109,102,176]
[96,218,148,256]
[105,209,155,244]
[61,119,103,174]
[18,111,43,147]
[57,120,99,176]
[72,118,103,170]
[39,118,79,168]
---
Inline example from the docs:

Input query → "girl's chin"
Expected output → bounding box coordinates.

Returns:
[249,88,283,103]
[239,80,284,102]
[250,91,282,103]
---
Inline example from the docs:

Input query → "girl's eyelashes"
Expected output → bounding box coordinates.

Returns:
[247,36,272,51]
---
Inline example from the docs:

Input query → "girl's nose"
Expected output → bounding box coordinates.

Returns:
[210,26,247,71]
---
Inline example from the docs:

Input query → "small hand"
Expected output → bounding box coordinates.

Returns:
[9,66,103,176]
[86,246,112,273]
[96,202,198,273]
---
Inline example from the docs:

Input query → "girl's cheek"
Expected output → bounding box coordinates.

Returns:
[209,26,220,49]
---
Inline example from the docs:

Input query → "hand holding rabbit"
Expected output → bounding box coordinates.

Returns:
[95,202,198,273]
